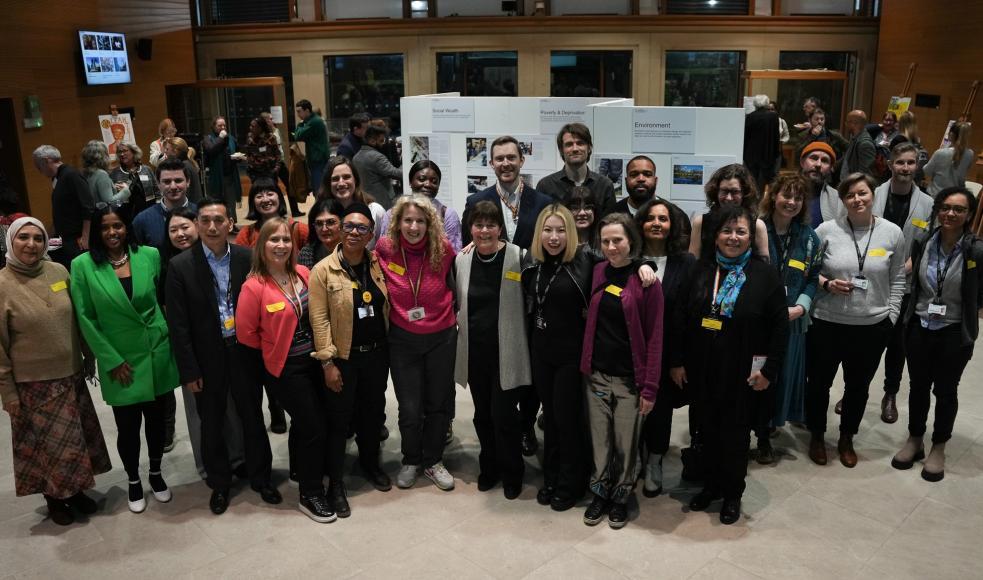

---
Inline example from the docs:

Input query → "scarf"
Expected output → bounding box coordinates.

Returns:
[714,248,751,318]
[4,216,50,277]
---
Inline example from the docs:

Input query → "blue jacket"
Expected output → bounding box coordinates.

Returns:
[133,199,198,252]
[463,185,552,250]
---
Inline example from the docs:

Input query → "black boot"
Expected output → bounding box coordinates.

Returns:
[328,481,351,518]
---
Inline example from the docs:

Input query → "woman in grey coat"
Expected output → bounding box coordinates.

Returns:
[455,200,531,501]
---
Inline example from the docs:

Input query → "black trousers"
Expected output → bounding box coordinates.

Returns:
[389,325,457,468]
[162,390,176,444]
[266,355,327,496]
[642,381,696,456]
[905,322,974,444]
[702,399,750,500]
[325,345,390,481]
[531,355,587,500]
[806,317,892,436]
[197,342,273,489]
[111,392,169,481]
[883,294,912,395]
[519,383,540,434]
[468,356,525,486]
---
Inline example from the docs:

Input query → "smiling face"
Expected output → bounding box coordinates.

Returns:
[715,216,751,259]
[100,212,127,253]
[399,205,428,245]
[158,169,188,204]
[410,167,440,197]
[471,218,502,254]
[313,210,341,249]
[936,192,972,234]
[197,204,232,248]
[490,142,524,185]
[642,203,671,245]
[11,225,45,267]
[167,216,198,251]
[263,223,292,268]
[843,180,874,220]
[253,189,280,219]
[569,199,595,231]
[890,151,917,189]
[774,187,804,221]
[541,215,568,257]
[560,132,589,167]
[341,212,373,254]
[600,223,632,267]
[118,146,134,168]
[330,163,356,206]
[716,177,744,207]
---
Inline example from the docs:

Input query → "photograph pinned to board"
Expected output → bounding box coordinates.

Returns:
[669,155,737,201]
[467,174,489,194]
[514,136,557,171]
[98,113,137,160]
[407,134,453,207]
[595,156,628,200]
[467,136,489,168]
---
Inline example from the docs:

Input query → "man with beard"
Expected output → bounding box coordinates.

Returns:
[613,156,659,216]
[536,123,616,217]
[871,143,934,424]
[799,142,843,228]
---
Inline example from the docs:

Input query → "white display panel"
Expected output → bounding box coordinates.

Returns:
[79,31,130,85]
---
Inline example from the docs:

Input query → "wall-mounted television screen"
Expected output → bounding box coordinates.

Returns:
[79,30,131,85]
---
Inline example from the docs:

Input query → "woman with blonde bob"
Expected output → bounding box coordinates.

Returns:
[374,194,458,491]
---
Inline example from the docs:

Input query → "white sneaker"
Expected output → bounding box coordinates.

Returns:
[423,462,455,491]
[396,464,419,489]
[642,453,663,497]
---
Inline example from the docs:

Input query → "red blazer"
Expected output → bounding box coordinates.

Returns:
[236,266,311,378]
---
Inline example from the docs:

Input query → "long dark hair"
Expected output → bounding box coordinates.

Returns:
[162,206,199,265]
[88,205,140,264]
[563,185,601,250]
[705,163,759,210]
[707,205,763,260]
[634,198,689,256]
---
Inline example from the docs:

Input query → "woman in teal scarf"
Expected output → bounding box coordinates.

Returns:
[671,205,788,525]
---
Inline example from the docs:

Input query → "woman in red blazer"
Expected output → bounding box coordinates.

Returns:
[236,217,334,524]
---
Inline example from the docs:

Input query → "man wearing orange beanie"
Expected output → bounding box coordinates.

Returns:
[799,141,843,228]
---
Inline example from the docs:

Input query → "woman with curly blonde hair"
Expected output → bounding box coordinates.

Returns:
[374,193,458,491]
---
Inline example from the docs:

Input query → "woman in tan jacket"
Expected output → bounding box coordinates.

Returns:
[309,202,391,517]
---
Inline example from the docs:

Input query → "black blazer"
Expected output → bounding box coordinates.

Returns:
[165,242,253,385]
[462,185,552,250]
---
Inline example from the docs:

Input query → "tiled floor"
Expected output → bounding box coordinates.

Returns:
[2,202,981,579]
[2,352,981,580]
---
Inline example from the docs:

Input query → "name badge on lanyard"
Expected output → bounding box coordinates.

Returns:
[848,216,875,292]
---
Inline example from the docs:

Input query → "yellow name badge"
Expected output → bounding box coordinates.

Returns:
[701,317,723,331]
[352,281,359,289]
[911,218,929,229]
[868,248,888,257]
[223,317,235,330]
[604,284,623,297]
[388,262,406,276]
[504,271,522,282]
[969,260,977,270]
[49,280,68,292]
[266,302,286,313]
[788,259,806,271]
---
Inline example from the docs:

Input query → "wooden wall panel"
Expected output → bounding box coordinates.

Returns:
[872,0,983,175]
[1,0,196,227]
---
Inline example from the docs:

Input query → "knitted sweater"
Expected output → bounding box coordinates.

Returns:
[374,235,456,334]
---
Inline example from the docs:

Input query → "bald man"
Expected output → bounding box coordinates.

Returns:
[838,110,875,183]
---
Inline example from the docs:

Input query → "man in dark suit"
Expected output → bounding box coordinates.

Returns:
[463,135,552,250]
[165,199,279,514]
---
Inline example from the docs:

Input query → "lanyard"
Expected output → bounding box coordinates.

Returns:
[208,247,233,313]
[847,216,876,274]
[774,228,793,275]
[279,276,305,322]
[400,246,426,307]
[534,262,562,313]
[934,235,959,299]
[710,266,722,315]
[495,179,524,223]
[339,248,370,303]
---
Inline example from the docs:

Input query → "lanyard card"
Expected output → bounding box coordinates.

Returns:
[701,316,723,331]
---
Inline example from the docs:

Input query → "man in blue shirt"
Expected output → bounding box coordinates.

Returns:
[133,157,198,251]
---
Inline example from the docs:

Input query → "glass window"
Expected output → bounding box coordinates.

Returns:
[216,58,296,133]
[550,51,632,98]
[781,0,853,15]
[777,51,852,132]
[664,51,745,107]
[437,0,518,16]
[323,54,404,135]
[551,0,630,15]
[208,0,290,25]
[436,52,518,96]
[322,0,402,20]
[665,0,749,15]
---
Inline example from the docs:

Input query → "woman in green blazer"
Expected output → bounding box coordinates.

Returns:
[71,205,179,514]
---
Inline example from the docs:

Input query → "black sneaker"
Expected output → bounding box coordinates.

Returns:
[536,486,555,506]
[689,489,721,512]
[583,495,608,526]
[328,482,351,518]
[299,493,337,523]
[608,502,628,529]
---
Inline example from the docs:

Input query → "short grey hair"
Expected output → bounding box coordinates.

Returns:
[117,142,143,163]
[81,140,110,175]
[752,94,771,110]
[32,145,61,169]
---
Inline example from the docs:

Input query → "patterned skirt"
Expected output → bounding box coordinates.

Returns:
[9,373,112,498]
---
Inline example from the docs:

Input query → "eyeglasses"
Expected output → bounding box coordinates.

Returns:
[315,218,339,229]
[939,205,969,215]
[342,222,372,235]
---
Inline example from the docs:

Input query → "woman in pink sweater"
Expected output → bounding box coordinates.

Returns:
[374,194,458,491]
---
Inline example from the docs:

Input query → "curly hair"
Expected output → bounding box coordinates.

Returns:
[81,140,110,175]
[705,163,758,211]
[759,173,811,225]
[387,193,447,271]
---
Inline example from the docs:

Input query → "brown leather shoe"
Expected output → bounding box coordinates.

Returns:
[881,394,898,424]
[834,398,843,415]
[809,435,828,465]
[837,435,858,468]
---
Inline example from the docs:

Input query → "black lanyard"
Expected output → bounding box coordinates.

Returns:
[847,216,875,274]
[208,248,233,313]
[338,247,370,305]
[772,225,794,276]
[534,262,562,314]
[934,235,959,299]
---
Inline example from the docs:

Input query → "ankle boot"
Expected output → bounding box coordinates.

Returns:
[44,495,74,525]
[837,434,857,468]
[642,453,663,497]
[922,442,946,482]
[756,437,775,465]
[891,435,925,470]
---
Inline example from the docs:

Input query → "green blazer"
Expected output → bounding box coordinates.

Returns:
[70,246,178,406]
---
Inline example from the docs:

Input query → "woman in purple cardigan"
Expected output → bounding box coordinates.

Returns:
[580,212,664,529]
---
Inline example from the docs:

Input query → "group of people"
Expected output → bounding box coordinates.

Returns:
[2,106,979,533]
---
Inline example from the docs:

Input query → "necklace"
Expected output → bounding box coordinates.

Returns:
[109,253,129,269]
[476,247,501,263]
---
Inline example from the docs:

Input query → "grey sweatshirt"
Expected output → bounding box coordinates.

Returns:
[813,215,906,325]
